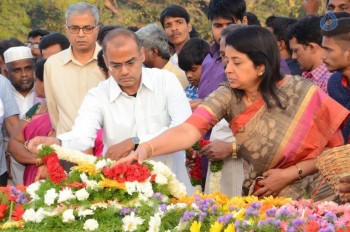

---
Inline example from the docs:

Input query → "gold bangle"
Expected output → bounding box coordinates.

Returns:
[36,158,43,166]
[24,140,30,151]
[141,142,154,159]
[232,141,237,159]
[295,164,303,180]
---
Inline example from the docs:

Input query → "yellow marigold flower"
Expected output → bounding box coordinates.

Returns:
[224,223,235,232]
[173,195,196,205]
[0,220,24,229]
[75,163,98,175]
[233,208,245,221]
[190,221,201,232]
[244,195,259,204]
[210,221,224,232]
[261,196,292,207]
[98,178,125,189]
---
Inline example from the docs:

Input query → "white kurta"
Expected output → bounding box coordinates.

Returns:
[59,67,194,194]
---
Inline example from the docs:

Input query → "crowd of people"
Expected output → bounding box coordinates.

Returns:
[1,0,350,204]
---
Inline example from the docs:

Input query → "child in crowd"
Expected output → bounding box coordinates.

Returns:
[178,38,210,101]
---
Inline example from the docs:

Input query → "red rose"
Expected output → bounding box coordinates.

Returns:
[0,203,9,220]
[11,204,25,221]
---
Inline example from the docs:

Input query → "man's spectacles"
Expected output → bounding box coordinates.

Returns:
[108,57,140,72]
[25,42,39,49]
[66,25,99,34]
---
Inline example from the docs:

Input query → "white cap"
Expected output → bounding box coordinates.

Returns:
[4,46,33,64]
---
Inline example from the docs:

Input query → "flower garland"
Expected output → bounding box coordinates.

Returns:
[186,138,224,193]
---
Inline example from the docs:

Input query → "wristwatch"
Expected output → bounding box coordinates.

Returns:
[131,137,140,150]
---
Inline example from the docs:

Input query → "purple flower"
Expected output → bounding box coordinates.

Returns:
[251,202,262,209]
[120,207,131,216]
[319,224,335,232]
[218,213,233,225]
[258,218,282,229]
[159,204,167,212]
[276,207,291,219]
[265,208,276,217]
[198,212,207,222]
[287,218,305,232]
[16,193,28,204]
[211,204,218,214]
[245,205,259,218]
[324,212,337,223]
[153,192,162,200]
[181,211,195,223]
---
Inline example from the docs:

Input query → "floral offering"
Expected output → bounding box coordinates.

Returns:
[1,145,350,231]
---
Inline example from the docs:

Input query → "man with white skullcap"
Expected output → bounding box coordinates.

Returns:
[3,46,35,185]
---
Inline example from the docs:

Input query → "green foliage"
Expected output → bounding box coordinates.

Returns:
[38,145,55,158]
[1,0,327,44]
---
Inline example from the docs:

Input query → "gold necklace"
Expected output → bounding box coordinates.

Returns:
[247,96,252,104]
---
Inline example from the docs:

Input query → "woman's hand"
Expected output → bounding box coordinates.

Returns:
[253,168,294,198]
[27,136,61,155]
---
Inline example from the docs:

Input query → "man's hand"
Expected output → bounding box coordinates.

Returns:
[189,99,202,112]
[115,142,153,165]
[27,136,61,155]
[199,140,232,161]
[106,138,134,161]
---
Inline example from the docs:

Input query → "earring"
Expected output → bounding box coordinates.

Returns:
[259,72,264,76]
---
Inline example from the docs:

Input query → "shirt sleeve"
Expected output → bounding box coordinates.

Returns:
[44,61,59,130]
[138,73,192,142]
[0,77,20,118]
[58,88,102,151]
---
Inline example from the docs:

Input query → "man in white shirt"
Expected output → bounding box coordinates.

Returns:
[29,28,194,194]
[3,46,35,185]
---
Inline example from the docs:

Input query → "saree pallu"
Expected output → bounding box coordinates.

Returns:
[23,110,53,186]
[186,76,349,200]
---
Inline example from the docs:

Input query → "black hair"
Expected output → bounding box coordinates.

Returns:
[178,38,210,72]
[206,0,246,22]
[266,16,297,52]
[97,49,108,77]
[190,26,200,38]
[225,26,285,109]
[286,16,322,46]
[127,26,139,32]
[97,25,123,45]
[246,12,261,26]
[160,4,190,28]
[27,29,50,39]
[39,32,70,52]
[0,38,24,61]
[34,58,47,82]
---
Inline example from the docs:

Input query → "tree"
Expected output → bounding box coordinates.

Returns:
[0,0,31,41]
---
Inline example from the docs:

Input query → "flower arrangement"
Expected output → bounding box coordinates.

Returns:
[1,145,350,231]
[185,138,224,193]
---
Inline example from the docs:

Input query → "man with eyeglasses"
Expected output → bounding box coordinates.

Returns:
[28,28,194,195]
[44,2,105,137]
[25,29,49,61]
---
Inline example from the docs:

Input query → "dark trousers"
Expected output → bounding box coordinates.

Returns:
[0,172,8,186]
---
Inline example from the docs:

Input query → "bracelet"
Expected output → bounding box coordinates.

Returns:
[232,141,237,159]
[24,140,30,151]
[295,164,303,180]
[141,142,154,159]
[35,158,43,166]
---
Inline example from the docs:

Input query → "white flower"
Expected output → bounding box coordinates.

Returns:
[155,174,167,185]
[26,181,41,201]
[44,188,58,206]
[147,213,161,232]
[62,209,75,223]
[90,202,108,210]
[52,144,97,164]
[168,178,186,198]
[75,188,90,201]
[83,219,99,231]
[95,159,107,170]
[80,173,100,190]
[122,212,144,232]
[125,181,137,195]
[23,208,46,223]
[137,181,153,198]
[22,209,36,222]
[78,209,94,218]
[58,188,76,203]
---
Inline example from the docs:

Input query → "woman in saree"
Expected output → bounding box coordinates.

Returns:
[119,26,349,201]
[8,58,54,186]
